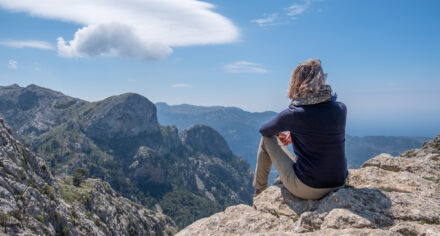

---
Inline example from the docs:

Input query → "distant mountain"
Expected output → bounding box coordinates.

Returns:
[345,135,431,168]
[156,102,277,169]
[156,102,431,170]
[0,84,254,229]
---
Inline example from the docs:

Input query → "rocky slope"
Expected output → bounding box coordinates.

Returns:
[0,117,176,235]
[127,124,253,228]
[178,135,440,235]
[0,84,254,228]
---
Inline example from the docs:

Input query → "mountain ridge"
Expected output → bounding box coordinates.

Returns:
[0,84,254,228]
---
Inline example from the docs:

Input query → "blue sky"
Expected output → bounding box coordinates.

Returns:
[0,0,439,137]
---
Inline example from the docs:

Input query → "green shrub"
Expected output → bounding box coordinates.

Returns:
[0,213,8,233]
[93,218,101,227]
[35,215,44,224]
[8,210,22,221]
[62,226,69,235]
[72,168,88,187]
[423,176,438,183]
[164,228,176,236]
[128,226,136,236]
[41,185,55,200]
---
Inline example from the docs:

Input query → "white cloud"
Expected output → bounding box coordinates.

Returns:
[251,13,279,27]
[7,59,17,69]
[0,40,54,50]
[0,0,239,60]
[286,0,312,19]
[252,0,317,27]
[224,61,268,74]
[56,23,172,60]
[171,83,192,88]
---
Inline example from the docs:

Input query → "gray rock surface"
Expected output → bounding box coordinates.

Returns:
[81,93,163,154]
[178,135,440,235]
[0,117,177,235]
[180,124,233,159]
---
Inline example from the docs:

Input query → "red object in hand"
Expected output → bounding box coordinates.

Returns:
[277,131,292,146]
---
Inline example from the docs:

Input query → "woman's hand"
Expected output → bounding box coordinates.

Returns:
[277,131,292,146]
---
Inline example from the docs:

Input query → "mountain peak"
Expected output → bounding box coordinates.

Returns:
[83,92,159,136]
[180,124,233,158]
[1,83,21,89]
[81,92,162,156]
[112,92,147,101]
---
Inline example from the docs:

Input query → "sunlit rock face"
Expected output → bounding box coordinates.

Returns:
[82,93,163,155]
[178,135,440,235]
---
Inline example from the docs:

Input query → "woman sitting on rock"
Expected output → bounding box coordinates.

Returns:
[254,58,348,200]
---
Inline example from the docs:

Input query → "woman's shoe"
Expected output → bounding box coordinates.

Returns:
[253,188,264,197]
[273,176,282,185]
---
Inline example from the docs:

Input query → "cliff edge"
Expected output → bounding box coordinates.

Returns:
[178,135,440,235]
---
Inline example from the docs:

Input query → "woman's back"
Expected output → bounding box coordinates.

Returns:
[288,96,347,188]
[259,95,347,189]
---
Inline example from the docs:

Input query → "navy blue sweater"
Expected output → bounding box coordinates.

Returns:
[259,96,348,188]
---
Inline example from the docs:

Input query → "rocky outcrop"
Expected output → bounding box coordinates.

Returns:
[80,93,163,156]
[56,177,177,236]
[82,93,160,138]
[0,117,177,235]
[178,135,440,235]
[180,124,233,159]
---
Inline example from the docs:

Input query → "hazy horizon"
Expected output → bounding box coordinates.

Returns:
[1,82,437,138]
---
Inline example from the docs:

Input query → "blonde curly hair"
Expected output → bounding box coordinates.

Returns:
[288,58,326,99]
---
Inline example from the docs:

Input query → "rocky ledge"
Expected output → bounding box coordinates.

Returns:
[178,135,440,235]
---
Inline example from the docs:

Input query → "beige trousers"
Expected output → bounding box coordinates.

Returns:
[253,136,344,200]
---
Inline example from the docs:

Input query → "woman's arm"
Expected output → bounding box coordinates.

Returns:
[259,109,292,137]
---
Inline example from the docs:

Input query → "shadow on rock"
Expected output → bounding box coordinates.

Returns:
[275,183,394,230]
